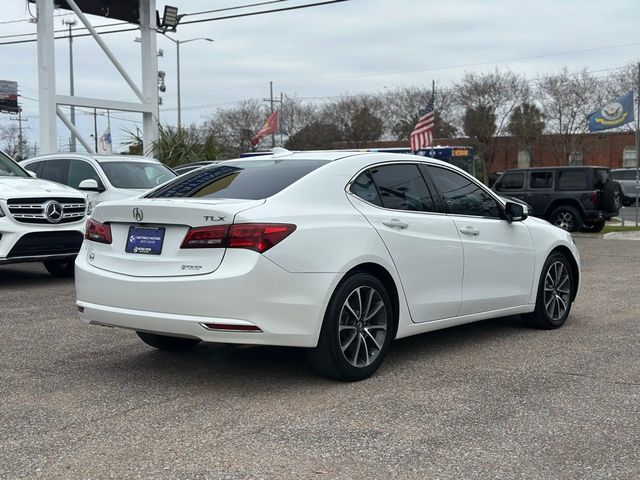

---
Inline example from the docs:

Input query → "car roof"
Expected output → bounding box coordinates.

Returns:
[499,166,609,173]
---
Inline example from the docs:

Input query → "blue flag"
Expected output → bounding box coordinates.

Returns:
[588,91,635,132]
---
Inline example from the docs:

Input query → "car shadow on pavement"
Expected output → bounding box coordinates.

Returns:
[84,315,531,388]
[0,264,70,287]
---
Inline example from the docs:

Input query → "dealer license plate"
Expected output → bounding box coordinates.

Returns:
[125,226,165,255]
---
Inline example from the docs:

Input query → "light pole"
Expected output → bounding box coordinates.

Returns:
[164,36,213,130]
[62,17,77,151]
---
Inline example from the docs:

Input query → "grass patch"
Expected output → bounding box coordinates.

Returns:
[602,225,640,234]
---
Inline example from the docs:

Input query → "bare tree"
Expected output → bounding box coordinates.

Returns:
[453,69,529,180]
[0,124,29,160]
[381,85,458,141]
[322,95,384,147]
[280,94,318,140]
[535,68,607,164]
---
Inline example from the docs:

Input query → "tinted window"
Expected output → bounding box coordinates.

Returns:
[557,170,587,190]
[0,151,28,177]
[428,166,501,217]
[350,170,381,206]
[40,159,69,184]
[593,169,610,189]
[530,171,553,189]
[368,164,435,212]
[611,170,634,181]
[150,160,329,200]
[68,160,103,189]
[101,162,176,189]
[24,161,41,176]
[499,172,524,190]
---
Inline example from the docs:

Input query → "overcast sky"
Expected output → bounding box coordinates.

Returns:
[1,0,639,153]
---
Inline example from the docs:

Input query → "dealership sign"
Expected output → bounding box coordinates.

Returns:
[0,80,19,113]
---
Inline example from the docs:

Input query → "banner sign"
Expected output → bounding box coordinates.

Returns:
[588,91,635,132]
[0,80,18,113]
[27,1,140,24]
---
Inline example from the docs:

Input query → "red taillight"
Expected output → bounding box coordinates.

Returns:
[180,223,296,253]
[85,218,112,244]
[180,225,230,249]
[228,224,296,253]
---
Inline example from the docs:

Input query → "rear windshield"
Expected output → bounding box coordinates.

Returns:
[101,162,176,189]
[148,159,329,200]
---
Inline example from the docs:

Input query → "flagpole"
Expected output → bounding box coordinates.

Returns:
[431,80,435,159]
[635,62,639,226]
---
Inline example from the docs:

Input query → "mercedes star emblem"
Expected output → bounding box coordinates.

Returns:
[133,207,144,222]
[44,200,63,224]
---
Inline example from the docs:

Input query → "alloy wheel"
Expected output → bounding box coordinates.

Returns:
[338,286,388,368]
[554,211,574,231]
[543,261,571,321]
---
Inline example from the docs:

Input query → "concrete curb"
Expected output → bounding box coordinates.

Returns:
[602,231,640,240]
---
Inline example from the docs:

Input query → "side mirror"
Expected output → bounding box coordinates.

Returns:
[505,201,528,222]
[27,170,37,178]
[78,179,104,192]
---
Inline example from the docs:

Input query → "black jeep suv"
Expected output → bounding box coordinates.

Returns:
[493,166,621,232]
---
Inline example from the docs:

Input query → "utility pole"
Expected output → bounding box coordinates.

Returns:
[93,108,98,152]
[62,17,78,152]
[10,109,28,160]
[270,81,275,148]
[263,81,283,147]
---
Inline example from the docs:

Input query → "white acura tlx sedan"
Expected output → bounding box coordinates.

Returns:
[76,149,580,381]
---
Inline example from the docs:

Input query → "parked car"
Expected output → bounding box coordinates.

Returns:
[611,168,639,206]
[493,166,621,232]
[0,150,87,277]
[76,150,580,381]
[21,154,177,207]
[173,161,221,175]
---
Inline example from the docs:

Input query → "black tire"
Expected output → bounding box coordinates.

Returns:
[549,205,583,232]
[602,180,621,212]
[136,331,200,351]
[43,258,75,278]
[524,253,574,329]
[580,220,606,233]
[307,272,394,381]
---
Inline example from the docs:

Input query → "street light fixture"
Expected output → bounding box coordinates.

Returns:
[164,36,214,130]
[161,6,180,32]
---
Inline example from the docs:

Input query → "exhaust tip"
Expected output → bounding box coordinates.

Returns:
[201,323,262,333]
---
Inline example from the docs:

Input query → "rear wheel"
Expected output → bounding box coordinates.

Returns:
[549,205,583,232]
[524,253,574,329]
[136,332,200,351]
[307,273,393,381]
[43,259,75,278]
[581,220,606,233]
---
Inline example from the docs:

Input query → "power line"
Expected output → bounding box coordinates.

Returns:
[184,0,289,17]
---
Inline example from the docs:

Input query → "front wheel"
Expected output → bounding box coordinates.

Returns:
[524,253,574,329]
[307,273,394,381]
[43,258,75,278]
[137,332,201,351]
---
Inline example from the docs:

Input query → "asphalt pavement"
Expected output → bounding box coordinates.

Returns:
[0,237,638,479]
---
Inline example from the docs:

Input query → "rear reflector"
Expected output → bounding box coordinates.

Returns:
[201,323,262,332]
[181,223,296,253]
[85,218,112,244]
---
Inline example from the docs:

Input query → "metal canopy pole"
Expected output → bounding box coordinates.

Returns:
[36,0,57,154]
[56,106,95,153]
[140,0,159,155]
[635,62,640,227]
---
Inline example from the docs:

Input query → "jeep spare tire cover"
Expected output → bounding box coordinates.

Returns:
[603,180,621,212]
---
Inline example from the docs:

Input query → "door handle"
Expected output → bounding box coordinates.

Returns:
[382,219,409,229]
[459,227,480,236]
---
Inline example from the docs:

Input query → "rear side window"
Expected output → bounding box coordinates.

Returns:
[149,160,329,200]
[557,170,587,190]
[350,171,382,206]
[40,159,69,185]
[68,160,103,189]
[530,171,553,189]
[24,161,42,176]
[499,172,524,190]
[368,164,436,212]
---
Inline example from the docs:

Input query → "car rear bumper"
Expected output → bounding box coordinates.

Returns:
[75,246,338,348]
[583,209,616,222]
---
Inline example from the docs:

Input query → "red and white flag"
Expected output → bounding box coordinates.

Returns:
[409,94,435,152]
[251,111,279,146]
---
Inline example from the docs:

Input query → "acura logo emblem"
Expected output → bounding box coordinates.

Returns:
[133,207,144,222]
[44,200,63,223]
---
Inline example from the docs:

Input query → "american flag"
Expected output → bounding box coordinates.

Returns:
[409,94,435,152]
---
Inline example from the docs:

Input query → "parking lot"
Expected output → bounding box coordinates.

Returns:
[0,237,638,479]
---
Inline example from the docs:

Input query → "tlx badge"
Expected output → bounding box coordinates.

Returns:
[204,216,226,222]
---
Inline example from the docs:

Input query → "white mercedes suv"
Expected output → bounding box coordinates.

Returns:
[0,150,87,277]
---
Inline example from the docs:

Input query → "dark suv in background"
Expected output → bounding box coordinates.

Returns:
[493,166,621,232]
